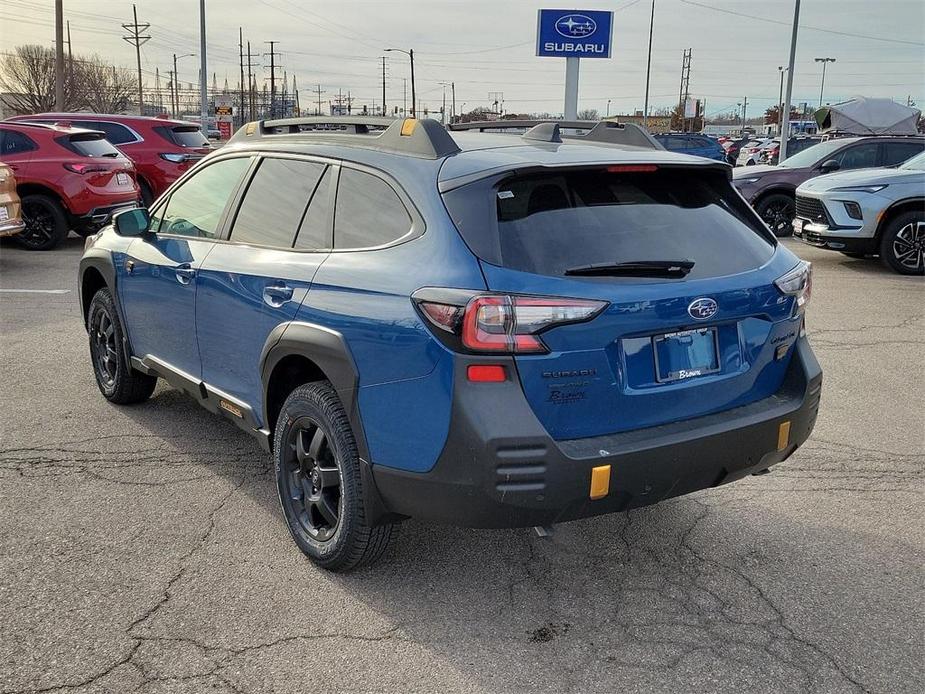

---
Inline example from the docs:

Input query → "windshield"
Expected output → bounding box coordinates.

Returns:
[900,151,925,171]
[779,139,846,168]
[443,167,774,281]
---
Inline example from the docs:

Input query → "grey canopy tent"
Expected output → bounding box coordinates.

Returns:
[815,97,921,136]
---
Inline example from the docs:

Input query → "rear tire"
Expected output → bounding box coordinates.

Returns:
[879,211,924,275]
[18,194,69,250]
[274,381,395,571]
[87,287,158,404]
[755,193,795,237]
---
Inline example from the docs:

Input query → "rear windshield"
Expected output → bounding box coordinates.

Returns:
[57,133,121,158]
[154,125,210,148]
[442,167,775,280]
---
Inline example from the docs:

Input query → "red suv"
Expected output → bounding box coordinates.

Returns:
[8,114,212,205]
[0,122,139,250]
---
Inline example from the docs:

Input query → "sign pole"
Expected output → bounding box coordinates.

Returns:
[564,57,579,120]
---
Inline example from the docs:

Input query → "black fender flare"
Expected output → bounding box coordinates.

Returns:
[78,251,134,365]
[260,321,369,461]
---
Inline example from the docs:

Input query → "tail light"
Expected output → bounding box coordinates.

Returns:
[63,162,110,174]
[413,289,607,354]
[774,261,812,316]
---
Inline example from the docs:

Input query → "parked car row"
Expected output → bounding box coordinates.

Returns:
[0,114,212,250]
[732,135,925,274]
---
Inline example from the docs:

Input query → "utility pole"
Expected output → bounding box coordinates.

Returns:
[381,56,387,116]
[314,84,325,116]
[815,57,836,108]
[741,96,748,132]
[198,0,208,135]
[54,0,64,110]
[779,0,801,161]
[643,0,655,129]
[65,20,74,102]
[239,28,245,127]
[777,66,788,136]
[384,48,415,117]
[451,82,456,123]
[122,4,151,114]
[265,41,280,118]
[244,41,257,120]
[678,48,691,132]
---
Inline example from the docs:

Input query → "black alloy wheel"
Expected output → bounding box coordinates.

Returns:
[91,306,119,389]
[756,194,796,237]
[280,417,343,542]
[19,195,68,250]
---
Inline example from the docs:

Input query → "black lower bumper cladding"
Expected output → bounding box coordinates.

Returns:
[372,338,822,528]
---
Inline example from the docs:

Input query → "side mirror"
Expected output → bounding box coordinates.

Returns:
[113,208,151,236]
[819,159,841,173]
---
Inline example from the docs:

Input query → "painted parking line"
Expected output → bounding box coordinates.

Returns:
[0,289,71,294]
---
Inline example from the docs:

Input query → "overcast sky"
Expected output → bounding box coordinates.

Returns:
[1,0,923,118]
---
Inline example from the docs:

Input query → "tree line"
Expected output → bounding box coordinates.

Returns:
[1,44,135,114]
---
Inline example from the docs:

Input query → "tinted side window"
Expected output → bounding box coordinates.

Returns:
[73,120,136,145]
[154,157,251,238]
[229,158,326,248]
[836,142,879,169]
[334,168,412,249]
[882,141,924,167]
[295,166,334,250]
[0,129,37,155]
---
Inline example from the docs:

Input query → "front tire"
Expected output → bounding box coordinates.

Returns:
[879,211,924,275]
[755,193,795,237]
[87,288,158,403]
[18,194,69,250]
[274,381,395,571]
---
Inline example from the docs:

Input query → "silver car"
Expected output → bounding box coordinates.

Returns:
[793,151,925,274]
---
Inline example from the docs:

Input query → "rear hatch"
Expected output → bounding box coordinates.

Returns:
[442,164,807,441]
[56,131,138,195]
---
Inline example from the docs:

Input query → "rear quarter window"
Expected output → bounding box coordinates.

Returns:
[154,125,210,148]
[57,134,122,158]
[443,167,775,281]
[334,168,412,249]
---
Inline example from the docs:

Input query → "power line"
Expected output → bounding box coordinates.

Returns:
[679,0,925,47]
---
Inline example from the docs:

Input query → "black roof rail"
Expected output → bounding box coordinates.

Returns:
[447,119,663,150]
[228,116,461,159]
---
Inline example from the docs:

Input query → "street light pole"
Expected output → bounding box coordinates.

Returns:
[173,53,195,118]
[385,48,416,117]
[779,0,801,161]
[54,0,64,110]
[606,99,611,117]
[777,66,788,136]
[643,0,655,129]
[815,57,836,108]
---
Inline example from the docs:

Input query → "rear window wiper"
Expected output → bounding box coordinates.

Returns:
[564,259,695,277]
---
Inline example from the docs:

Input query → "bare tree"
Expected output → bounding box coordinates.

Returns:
[577,108,599,121]
[79,57,135,113]
[0,44,82,113]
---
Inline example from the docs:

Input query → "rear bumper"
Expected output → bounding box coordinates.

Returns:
[373,337,822,528]
[78,202,138,227]
[0,218,25,237]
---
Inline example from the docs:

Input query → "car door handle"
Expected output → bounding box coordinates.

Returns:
[175,264,196,285]
[262,282,293,307]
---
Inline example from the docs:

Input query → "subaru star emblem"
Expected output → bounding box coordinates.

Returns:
[555,14,597,38]
[688,298,718,320]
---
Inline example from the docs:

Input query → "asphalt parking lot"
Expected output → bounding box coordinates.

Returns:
[1,234,922,694]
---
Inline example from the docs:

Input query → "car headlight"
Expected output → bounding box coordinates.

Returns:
[830,184,888,193]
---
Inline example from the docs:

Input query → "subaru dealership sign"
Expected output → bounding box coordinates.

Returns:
[536,9,614,58]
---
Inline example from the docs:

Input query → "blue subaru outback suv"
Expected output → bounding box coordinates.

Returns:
[79,117,821,571]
